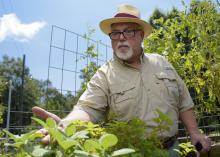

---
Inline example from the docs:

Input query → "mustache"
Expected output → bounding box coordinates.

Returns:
[117,42,130,48]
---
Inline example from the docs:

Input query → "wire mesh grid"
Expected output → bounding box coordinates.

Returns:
[47,25,112,96]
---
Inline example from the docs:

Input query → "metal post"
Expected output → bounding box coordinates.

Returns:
[61,29,67,94]
[46,26,54,109]
[6,80,12,139]
[20,54,25,126]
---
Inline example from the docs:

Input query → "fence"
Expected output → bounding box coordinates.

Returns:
[47,25,112,96]
[178,114,220,142]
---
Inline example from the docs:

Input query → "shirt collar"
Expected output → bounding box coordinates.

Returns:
[113,50,145,69]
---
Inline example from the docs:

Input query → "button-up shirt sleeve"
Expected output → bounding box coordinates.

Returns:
[73,66,109,123]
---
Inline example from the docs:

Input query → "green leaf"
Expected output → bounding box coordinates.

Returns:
[56,150,63,157]
[4,141,23,148]
[112,148,135,156]
[84,139,102,152]
[3,129,17,141]
[153,117,160,123]
[60,139,79,150]
[23,143,34,154]
[156,109,173,125]
[71,130,89,139]
[99,134,118,149]
[31,117,48,129]
[49,128,65,144]
[46,117,56,128]
[173,149,183,155]
[28,132,44,140]
[31,145,53,157]
[74,150,90,157]
[65,124,76,137]
[19,130,38,141]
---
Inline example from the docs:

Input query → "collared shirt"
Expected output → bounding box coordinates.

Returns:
[74,53,194,137]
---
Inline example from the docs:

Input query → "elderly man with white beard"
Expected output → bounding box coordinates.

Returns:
[32,4,211,157]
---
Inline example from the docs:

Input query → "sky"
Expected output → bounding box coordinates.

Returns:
[0,0,193,92]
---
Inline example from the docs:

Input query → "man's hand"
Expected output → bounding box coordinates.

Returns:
[190,133,211,153]
[179,109,211,154]
[32,106,61,145]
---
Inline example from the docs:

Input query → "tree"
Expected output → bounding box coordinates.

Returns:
[149,7,180,29]
[44,83,69,118]
[0,55,43,133]
[144,0,220,115]
[0,78,7,126]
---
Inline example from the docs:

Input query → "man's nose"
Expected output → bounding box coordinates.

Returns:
[119,33,126,40]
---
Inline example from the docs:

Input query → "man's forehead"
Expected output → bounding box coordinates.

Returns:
[111,22,141,30]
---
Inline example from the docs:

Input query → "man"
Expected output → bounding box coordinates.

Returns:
[33,4,211,156]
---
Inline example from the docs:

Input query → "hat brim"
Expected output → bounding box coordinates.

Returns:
[99,17,152,38]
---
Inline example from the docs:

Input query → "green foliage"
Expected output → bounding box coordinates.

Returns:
[0,79,7,155]
[0,55,45,132]
[152,109,173,134]
[144,0,220,115]
[174,142,196,157]
[44,86,69,117]
[3,112,174,157]
[0,130,5,156]
[105,111,171,157]
[76,27,100,98]
[175,129,205,156]
[4,117,136,157]
[0,78,7,125]
[79,62,100,94]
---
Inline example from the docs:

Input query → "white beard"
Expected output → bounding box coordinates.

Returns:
[115,42,133,61]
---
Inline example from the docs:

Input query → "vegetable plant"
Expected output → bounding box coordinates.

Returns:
[3,118,135,157]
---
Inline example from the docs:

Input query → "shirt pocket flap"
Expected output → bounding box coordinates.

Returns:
[155,71,176,81]
[110,84,135,104]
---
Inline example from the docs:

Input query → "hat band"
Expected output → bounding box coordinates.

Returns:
[114,13,138,18]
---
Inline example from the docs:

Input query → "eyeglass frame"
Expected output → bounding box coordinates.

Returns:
[108,29,142,40]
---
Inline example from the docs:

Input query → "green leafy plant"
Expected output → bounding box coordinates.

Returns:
[174,129,206,157]
[104,110,172,157]
[3,110,175,157]
[174,142,196,157]
[3,117,135,157]
[0,78,7,125]
[144,0,220,115]
[0,130,5,156]
[0,79,8,156]
[152,109,173,135]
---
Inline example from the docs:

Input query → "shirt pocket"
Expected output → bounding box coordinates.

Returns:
[155,70,179,105]
[110,84,136,118]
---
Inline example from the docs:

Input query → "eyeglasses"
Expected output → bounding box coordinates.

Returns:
[109,29,141,40]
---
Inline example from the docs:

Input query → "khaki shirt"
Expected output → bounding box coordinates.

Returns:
[74,53,194,137]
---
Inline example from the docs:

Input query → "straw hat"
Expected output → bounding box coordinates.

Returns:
[99,4,152,38]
